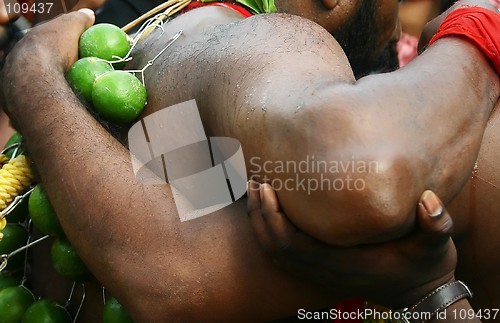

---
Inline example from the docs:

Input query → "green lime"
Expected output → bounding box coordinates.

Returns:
[0,286,35,323]
[22,298,71,323]
[67,57,114,103]
[0,224,29,270]
[79,24,130,62]
[92,71,147,124]
[102,297,134,323]
[3,132,23,158]
[51,238,90,282]
[3,132,22,150]
[0,274,21,292]
[28,184,63,237]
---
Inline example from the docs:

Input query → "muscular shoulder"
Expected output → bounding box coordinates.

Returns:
[133,9,355,115]
[134,9,354,82]
[219,13,354,79]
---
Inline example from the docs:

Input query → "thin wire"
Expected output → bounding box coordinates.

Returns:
[21,219,32,286]
[66,282,77,308]
[127,30,183,85]
[7,234,50,258]
[102,286,107,305]
[121,0,190,33]
[0,186,35,219]
[73,284,86,323]
[66,282,86,323]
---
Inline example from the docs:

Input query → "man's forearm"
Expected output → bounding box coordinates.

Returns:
[3,47,181,316]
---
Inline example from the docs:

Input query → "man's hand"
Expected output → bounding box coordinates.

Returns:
[1,9,94,118]
[247,182,457,309]
[3,8,94,73]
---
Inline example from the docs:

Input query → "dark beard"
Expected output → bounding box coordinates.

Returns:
[333,1,396,78]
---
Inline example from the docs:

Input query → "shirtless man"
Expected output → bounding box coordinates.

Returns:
[1,0,498,321]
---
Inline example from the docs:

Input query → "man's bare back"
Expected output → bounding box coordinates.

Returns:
[129,4,500,310]
[134,8,500,243]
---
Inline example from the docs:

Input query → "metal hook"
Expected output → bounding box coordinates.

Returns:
[0,142,22,158]
[6,235,49,260]
[0,186,35,219]
[127,30,183,86]
[0,254,7,271]
[66,281,87,323]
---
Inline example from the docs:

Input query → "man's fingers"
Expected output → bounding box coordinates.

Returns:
[246,180,261,213]
[417,190,453,241]
[61,8,95,30]
[259,184,295,249]
[248,183,295,252]
[249,207,274,252]
[21,9,95,68]
[247,180,275,251]
[77,8,96,27]
[72,0,107,11]
[35,8,95,35]
[260,184,280,215]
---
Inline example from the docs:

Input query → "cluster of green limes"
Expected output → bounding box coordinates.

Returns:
[0,134,73,322]
[28,184,91,283]
[0,134,134,322]
[67,23,147,125]
[0,285,72,323]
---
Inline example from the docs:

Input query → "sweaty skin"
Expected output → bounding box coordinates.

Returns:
[1,2,499,322]
[130,7,498,246]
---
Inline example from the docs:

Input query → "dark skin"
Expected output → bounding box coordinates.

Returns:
[130,1,498,247]
[249,1,500,314]
[1,0,499,321]
[248,185,480,322]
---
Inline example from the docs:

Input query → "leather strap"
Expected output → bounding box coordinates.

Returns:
[399,280,473,323]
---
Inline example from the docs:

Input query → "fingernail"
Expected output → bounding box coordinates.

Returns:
[261,183,272,191]
[260,183,272,198]
[247,179,260,192]
[78,8,95,19]
[421,190,444,217]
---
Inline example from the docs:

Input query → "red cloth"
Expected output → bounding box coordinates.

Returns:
[428,6,500,73]
[183,1,253,18]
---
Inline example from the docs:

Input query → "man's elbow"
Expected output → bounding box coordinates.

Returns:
[280,155,420,246]
[351,156,420,243]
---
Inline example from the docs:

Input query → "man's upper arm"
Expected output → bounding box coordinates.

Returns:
[231,21,498,246]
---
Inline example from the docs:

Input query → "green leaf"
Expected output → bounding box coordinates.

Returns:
[265,0,277,13]
[263,0,270,13]
[254,0,264,13]
[235,0,276,14]
[235,0,261,14]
